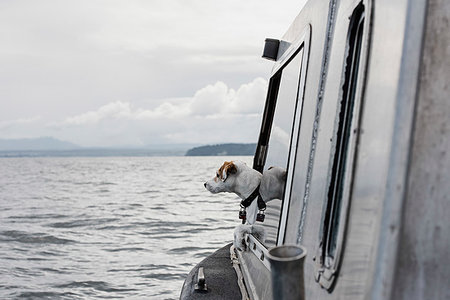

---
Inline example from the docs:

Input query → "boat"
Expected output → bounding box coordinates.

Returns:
[180,0,449,299]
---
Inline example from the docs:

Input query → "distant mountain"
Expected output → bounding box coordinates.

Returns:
[0,139,198,157]
[0,137,80,151]
[185,143,256,156]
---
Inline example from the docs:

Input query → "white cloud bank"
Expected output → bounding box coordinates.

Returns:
[0,116,41,130]
[45,77,268,147]
[60,77,266,125]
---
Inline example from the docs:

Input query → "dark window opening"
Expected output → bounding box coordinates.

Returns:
[317,2,366,288]
[254,72,282,172]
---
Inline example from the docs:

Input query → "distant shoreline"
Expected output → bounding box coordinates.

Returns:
[0,143,256,158]
[185,143,256,156]
[0,149,187,158]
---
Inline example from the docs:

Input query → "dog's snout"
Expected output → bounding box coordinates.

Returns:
[204,182,207,188]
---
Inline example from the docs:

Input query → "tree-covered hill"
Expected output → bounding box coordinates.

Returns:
[185,143,256,156]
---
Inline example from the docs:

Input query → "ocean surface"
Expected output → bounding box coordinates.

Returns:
[0,156,252,299]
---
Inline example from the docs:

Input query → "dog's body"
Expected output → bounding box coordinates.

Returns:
[260,166,287,204]
[204,161,286,224]
[204,161,286,249]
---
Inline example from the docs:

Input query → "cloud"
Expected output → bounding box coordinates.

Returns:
[0,116,41,130]
[46,78,267,146]
[61,101,138,125]
[56,100,188,127]
[187,77,268,116]
[59,77,267,125]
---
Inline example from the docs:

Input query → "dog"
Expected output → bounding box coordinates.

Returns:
[204,161,286,249]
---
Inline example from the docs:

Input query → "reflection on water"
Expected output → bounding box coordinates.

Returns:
[0,156,252,300]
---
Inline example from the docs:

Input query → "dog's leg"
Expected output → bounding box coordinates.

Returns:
[245,200,259,225]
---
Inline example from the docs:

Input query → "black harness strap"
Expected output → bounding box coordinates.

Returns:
[257,196,266,210]
[240,185,266,210]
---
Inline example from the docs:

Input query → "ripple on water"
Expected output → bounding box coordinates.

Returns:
[15,291,79,299]
[140,272,186,281]
[46,217,119,229]
[168,246,211,254]
[38,267,69,274]
[107,263,176,273]
[7,213,67,220]
[103,247,147,252]
[54,281,137,293]
[0,230,75,245]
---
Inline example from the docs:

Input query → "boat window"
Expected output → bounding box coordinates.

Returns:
[316,2,366,290]
[253,48,304,248]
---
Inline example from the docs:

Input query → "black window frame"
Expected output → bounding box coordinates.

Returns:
[253,72,282,173]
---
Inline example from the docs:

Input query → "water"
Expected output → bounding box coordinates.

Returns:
[0,156,252,299]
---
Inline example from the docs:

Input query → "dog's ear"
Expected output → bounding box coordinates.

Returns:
[220,161,237,182]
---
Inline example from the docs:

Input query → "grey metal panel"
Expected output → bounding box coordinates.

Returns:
[297,0,379,298]
[237,247,272,300]
[236,0,448,299]
[391,0,450,299]
[367,0,428,298]
[282,0,335,247]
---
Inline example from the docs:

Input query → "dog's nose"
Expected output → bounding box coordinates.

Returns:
[204,182,207,188]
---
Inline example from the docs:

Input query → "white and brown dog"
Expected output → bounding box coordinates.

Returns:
[204,161,286,250]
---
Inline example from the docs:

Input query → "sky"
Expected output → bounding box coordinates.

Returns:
[0,0,306,147]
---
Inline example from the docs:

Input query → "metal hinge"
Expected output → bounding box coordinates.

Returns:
[314,255,336,290]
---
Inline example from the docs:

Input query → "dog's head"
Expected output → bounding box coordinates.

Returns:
[204,161,238,193]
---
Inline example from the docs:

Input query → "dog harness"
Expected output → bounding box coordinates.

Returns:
[239,185,266,223]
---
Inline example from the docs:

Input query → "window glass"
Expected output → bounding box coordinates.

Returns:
[261,49,303,247]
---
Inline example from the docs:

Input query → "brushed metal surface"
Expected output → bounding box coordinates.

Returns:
[235,0,447,299]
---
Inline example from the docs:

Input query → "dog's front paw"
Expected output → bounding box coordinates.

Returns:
[233,225,251,251]
[234,238,246,252]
